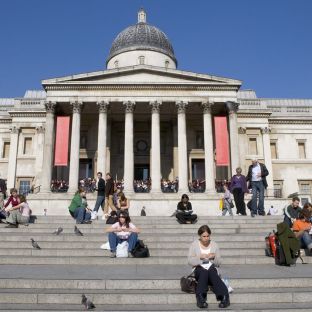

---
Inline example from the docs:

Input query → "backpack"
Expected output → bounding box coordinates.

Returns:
[265,232,276,257]
[132,240,150,258]
[274,234,300,266]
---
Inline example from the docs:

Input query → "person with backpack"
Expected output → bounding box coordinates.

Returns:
[292,208,312,252]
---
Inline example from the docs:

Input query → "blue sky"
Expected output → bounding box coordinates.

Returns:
[0,0,311,98]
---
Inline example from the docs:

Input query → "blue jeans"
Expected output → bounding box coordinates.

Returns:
[93,195,105,213]
[300,232,312,250]
[251,181,265,215]
[74,207,91,224]
[108,232,138,252]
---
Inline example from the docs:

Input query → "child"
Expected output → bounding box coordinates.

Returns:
[222,185,233,216]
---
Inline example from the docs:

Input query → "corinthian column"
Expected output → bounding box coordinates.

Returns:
[123,101,135,193]
[176,101,188,193]
[7,126,20,189]
[97,101,109,175]
[150,101,162,193]
[41,101,56,192]
[261,127,274,190]
[68,101,83,193]
[202,102,215,194]
[34,126,45,186]
[226,101,240,175]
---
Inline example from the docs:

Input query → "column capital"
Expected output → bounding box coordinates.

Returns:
[238,127,246,134]
[261,127,271,134]
[44,101,56,113]
[150,100,162,113]
[226,101,239,114]
[36,126,45,134]
[176,101,188,114]
[123,101,136,113]
[97,101,110,113]
[10,126,20,134]
[202,101,214,114]
[70,101,83,114]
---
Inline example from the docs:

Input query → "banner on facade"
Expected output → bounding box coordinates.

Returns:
[54,116,70,166]
[214,116,229,166]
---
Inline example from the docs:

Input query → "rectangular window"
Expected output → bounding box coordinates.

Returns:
[298,142,306,159]
[270,141,277,159]
[299,181,311,194]
[3,142,10,158]
[273,180,283,198]
[248,138,258,155]
[19,180,31,195]
[23,138,32,155]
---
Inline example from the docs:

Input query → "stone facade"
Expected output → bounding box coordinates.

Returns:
[0,10,311,215]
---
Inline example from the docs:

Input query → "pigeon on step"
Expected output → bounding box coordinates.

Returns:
[30,238,41,249]
[52,227,63,235]
[74,225,83,236]
[81,294,96,310]
[140,206,146,216]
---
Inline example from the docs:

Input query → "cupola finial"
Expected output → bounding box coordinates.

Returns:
[138,8,146,23]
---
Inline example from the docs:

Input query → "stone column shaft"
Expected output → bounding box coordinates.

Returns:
[7,126,19,189]
[34,126,45,185]
[176,101,188,193]
[41,102,56,192]
[150,101,161,192]
[68,101,82,193]
[97,101,109,175]
[202,102,215,193]
[123,101,135,193]
[226,102,240,175]
[262,127,274,190]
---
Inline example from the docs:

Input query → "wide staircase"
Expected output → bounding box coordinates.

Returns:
[0,215,312,311]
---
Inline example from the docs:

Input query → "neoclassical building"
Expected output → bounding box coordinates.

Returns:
[0,10,311,214]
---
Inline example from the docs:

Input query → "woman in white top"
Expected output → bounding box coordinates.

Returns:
[5,195,31,227]
[187,225,229,309]
[106,211,140,258]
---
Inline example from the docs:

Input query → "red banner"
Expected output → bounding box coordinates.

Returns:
[54,116,70,166]
[214,116,229,166]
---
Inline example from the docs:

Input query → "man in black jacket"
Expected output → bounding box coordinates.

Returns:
[103,172,117,219]
[246,158,269,217]
[0,177,7,199]
[91,172,105,220]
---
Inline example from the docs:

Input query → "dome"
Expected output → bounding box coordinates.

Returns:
[106,10,177,66]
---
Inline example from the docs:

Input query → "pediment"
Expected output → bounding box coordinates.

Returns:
[42,65,242,88]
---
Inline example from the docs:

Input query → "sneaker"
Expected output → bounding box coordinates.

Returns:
[91,211,97,220]
[83,220,92,224]
[5,223,18,228]
[110,252,116,258]
[128,252,134,258]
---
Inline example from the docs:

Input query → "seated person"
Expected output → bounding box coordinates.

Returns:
[4,188,20,210]
[0,193,6,221]
[284,196,302,228]
[105,211,140,258]
[4,195,31,228]
[117,192,130,215]
[303,202,312,223]
[188,225,230,309]
[292,208,312,252]
[68,188,92,224]
[176,194,197,224]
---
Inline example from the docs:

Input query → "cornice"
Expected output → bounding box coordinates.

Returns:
[8,111,46,118]
[269,119,312,125]
[0,118,12,124]
[44,84,239,92]
[238,112,271,118]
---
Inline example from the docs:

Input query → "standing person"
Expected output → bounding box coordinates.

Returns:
[5,195,31,227]
[103,173,117,220]
[229,167,248,215]
[106,211,140,258]
[0,176,7,199]
[222,184,233,216]
[91,172,105,220]
[188,225,230,309]
[246,158,269,217]
[284,196,302,228]
[68,189,92,224]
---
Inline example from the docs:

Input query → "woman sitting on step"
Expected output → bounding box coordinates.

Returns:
[188,225,230,309]
[5,195,31,227]
[106,211,140,258]
[176,194,197,224]
[68,188,92,224]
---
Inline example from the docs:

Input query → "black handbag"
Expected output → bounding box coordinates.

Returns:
[180,272,197,293]
[132,240,150,258]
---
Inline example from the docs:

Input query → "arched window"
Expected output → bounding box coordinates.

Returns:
[139,56,145,65]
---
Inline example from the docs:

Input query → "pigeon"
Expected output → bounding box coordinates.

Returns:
[52,227,63,235]
[74,225,83,236]
[140,206,146,216]
[30,238,41,249]
[81,294,96,310]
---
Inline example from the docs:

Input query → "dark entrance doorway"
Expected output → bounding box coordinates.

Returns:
[79,159,93,179]
[192,159,205,180]
[134,164,150,180]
